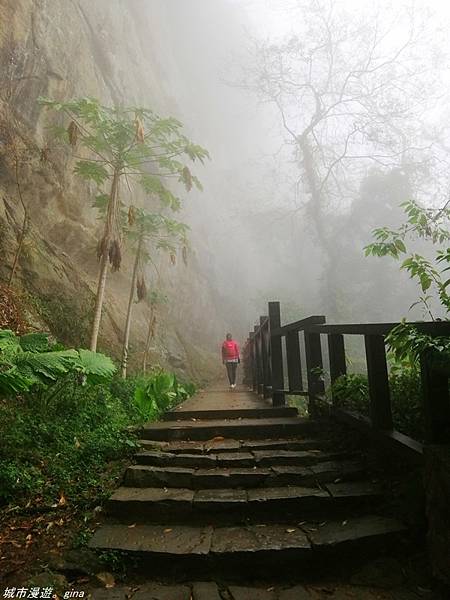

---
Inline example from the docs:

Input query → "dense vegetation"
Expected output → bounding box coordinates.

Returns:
[0,329,195,506]
[329,369,424,441]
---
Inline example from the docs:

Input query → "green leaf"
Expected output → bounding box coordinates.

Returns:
[77,349,116,383]
[74,161,109,185]
[19,333,51,353]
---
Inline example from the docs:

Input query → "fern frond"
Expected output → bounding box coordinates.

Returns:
[0,329,21,360]
[15,350,78,383]
[0,364,34,395]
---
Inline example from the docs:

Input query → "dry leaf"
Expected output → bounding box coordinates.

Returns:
[128,205,136,226]
[128,523,136,528]
[170,253,176,266]
[134,117,145,143]
[164,528,173,533]
[286,528,296,533]
[74,437,81,449]
[96,572,116,588]
[67,121,79,147]
[342,520,348,526]
[58,492,67,506]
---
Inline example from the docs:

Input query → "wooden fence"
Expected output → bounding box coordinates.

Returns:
[243,301,450,454]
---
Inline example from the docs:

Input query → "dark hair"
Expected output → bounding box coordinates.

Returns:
[226,333,232,340]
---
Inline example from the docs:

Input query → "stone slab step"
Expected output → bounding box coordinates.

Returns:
[123,459,366,489]
[137,438,333,455]
[107,482,383,523]
[164,407,298,420]
[133,449,357,469]
[89,516,407,577]
[139,417,319,441]
[90,581,419,600]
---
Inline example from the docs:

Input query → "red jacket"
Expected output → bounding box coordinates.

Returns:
[222,339,240,361]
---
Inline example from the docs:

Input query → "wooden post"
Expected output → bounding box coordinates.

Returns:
[364,335,393,430]
[260,316,271,398]
[269,301,285,406]
[253,325,261,395]
[304,329,325,418]
[249,332,256,391]
[259,316,269,398]
[420,353,450,443]
[286,330,303,392]
[328,334,346,406]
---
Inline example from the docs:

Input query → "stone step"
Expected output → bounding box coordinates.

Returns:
[133,449,358,469]
[137,437,334,455]
[123,459,366,489]
[106,481,384,523]
[139,417,320,441]
[163,407,298,421]
[89,516,407,579]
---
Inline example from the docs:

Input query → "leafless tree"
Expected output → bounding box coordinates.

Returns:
[238,0,449,314]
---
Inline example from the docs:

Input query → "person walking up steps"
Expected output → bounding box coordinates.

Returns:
[221,333,240,390]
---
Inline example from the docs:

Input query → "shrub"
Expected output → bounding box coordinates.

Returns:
[133,369,196,421]
[328,368,424,441]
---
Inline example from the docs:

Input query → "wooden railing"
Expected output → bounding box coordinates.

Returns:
[244,301,450,453]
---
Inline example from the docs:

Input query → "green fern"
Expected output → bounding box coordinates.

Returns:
[0,329,117,396]
[0,330,21,359]
[15,350,79,383]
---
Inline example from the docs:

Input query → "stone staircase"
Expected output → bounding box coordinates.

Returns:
[89,388,408,582]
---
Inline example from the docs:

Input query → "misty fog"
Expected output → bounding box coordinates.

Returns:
[133,0,450,355]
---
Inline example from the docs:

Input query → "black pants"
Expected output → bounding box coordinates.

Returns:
[225,361,237,385]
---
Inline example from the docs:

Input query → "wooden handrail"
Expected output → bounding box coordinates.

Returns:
[310,321,450,336]
[245,301,450,452]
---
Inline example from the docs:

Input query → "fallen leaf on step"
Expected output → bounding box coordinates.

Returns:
[128,523,136,528]
[164,528,173,533]
[286,528,296,533]
[96,572,115,588]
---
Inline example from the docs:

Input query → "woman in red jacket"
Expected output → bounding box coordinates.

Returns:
[221,333,240,389]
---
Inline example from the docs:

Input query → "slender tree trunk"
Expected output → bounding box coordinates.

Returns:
[121,236,142,378]
[8,157,29,286]
[90,170,120,351]
[142,307,155,375]
[298,134,339,316]
[90,251,109,351]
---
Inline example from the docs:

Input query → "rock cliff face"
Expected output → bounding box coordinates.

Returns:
[0,0,231,381]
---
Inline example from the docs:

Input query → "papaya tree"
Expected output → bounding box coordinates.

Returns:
[121,207,188,377]
[142,289,168,375]
[39,97,208,351]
